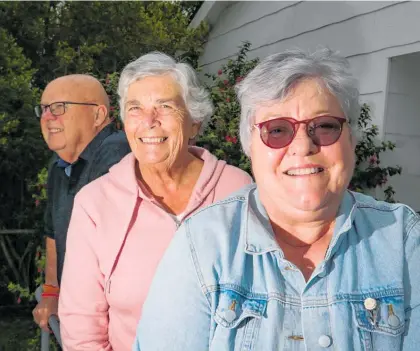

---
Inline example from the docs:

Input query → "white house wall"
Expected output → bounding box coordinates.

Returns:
[381,53,420,209]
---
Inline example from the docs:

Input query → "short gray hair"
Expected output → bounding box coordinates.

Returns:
[118,52,213,133]
[236,47,360,156]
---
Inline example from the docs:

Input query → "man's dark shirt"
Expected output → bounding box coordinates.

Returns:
[44,123,131,284]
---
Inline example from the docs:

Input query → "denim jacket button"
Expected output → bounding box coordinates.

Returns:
[318,335,332,348]
[364,297,377,311]
[224,309,237,323]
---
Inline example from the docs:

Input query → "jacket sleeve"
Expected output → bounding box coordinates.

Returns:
[403,215,420,350]
[58,194,112,351]
[133,222,211,351]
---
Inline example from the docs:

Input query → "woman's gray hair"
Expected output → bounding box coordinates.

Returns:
[236,47,360,156]
[118,52,213,133]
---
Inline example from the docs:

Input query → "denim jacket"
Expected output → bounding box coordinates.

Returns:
[134,184,420,351]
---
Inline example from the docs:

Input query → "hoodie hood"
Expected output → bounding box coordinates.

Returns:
[108,146,227,215]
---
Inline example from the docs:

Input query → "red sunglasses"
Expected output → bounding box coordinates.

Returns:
[254,116,347,149]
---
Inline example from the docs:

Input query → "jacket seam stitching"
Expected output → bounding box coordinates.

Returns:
[186,220,212,308]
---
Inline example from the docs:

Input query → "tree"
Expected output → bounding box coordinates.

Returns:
[0,1,208,88]
[0,29,48,306]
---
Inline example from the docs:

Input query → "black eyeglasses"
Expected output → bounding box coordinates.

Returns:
[34,101,99,118]
[254,116,347,149]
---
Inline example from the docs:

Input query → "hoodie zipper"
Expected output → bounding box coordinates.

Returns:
[104,203,184,296]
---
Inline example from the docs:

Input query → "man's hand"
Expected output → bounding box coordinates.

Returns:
[33,296,59,332]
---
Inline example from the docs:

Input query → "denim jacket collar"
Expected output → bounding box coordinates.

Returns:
[244,185,358,257]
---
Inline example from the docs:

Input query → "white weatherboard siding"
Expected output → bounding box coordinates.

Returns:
[382,53,420,210]
[193,1,420,210]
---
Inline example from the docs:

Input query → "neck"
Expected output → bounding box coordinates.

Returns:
[137,151,202,194]
[57,121,110,163]
[262,193,341,247]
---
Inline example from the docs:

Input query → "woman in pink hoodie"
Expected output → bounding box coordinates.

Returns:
[58,52,253,351]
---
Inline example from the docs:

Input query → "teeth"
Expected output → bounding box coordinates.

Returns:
[49,128,63,133]
[140,137,166,143]
[286,167,323,176]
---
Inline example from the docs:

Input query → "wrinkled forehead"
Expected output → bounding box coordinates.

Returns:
[253,79,344,122]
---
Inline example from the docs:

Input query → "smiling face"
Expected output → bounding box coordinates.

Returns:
[123,74,199,170]
[40,75,109,163]
[251,79,355,219]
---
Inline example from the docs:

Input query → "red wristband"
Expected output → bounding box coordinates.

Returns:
[41,292,59,298]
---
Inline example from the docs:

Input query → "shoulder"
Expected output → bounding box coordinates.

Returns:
[183,185,253,245]
[220,164,253,184]
[214,165,253,200]
[74,160,131,212]
[93,130,130,162]
[351,191,420,238]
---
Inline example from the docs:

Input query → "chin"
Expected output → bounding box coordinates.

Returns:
[287,191,331,212]
[48,144,66,152]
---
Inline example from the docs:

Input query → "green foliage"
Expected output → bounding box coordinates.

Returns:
[197,42,259,173]
[0,1,208,87]
[0,28,48,229]
[198,42,402,201]
[350,104,402,202]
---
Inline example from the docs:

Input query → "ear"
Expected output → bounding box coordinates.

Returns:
[94,105,108,127]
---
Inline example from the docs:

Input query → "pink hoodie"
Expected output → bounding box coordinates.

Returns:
[58,147,253,351]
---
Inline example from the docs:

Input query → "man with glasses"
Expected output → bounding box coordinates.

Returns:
[32,74,130,332]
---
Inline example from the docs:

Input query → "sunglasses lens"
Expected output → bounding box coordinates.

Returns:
[261,119,294,148]
[309,116,343,146]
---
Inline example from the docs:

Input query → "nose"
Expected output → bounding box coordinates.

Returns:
[286,124,318,156]
[41,107,56,121]
[140,108,161,129]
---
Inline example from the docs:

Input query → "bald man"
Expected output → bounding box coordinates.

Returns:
[33,74,130,331]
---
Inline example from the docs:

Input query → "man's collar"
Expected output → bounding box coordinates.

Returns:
[79,123,117,161]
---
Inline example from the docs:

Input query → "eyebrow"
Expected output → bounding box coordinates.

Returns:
[156,98,178,104]
[125,99,141,106]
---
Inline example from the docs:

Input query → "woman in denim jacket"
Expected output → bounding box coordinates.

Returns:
[134,48,420,351]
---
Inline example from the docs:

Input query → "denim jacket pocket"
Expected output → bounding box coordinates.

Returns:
[351,290,405,351]
[211,289,267,351]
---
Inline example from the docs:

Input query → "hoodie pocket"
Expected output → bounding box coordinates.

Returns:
[211,289,267,351]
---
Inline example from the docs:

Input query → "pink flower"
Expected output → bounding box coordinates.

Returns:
[218,70,222,76]
[17,297,21,304]
[236,76,243,83]
[37,267,42,273]
[225,136,232,142]
[223,80,229,86]
[110,106,115,111]
[232,136,238,144]
[35,199,40,207]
